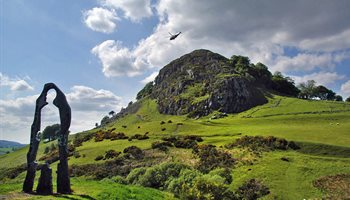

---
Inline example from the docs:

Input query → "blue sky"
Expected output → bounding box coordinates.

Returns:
[1,0,350,143]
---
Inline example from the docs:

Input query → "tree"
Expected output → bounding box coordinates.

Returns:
[229,55,251,75]
[334,95,343,101]
[249,62,272,86]
[298,80,317,99]
[314,85,336,100]
[271,72,300,97]
[42,124,60,141]
[346,96,350,102]
[109,110,115,116]
[100,116,110,126]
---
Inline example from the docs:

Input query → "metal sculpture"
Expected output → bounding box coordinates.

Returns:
[23,83,71,194]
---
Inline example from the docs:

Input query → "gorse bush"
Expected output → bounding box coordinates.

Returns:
[151,141,173,151]
[236,179,270,200]
[126,167,147,185]
[161,135,203,149]
[123,146,144,159]
[136,162,189,189]
[104,149,121,160]
[94,130,128,142]
[225,135,300,152]
[193,144,235,173]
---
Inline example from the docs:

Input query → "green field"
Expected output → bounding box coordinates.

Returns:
[1,95,350,199]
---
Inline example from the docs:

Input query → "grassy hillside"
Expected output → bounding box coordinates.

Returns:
[1,95,350,199]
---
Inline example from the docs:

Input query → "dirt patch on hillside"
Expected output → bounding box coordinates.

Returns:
[313,174,350,199]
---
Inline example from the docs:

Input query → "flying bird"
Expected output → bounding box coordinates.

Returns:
[169,32,181,40]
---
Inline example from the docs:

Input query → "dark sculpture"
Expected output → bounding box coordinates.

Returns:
[23,83,72,194]
[36,162,53,195]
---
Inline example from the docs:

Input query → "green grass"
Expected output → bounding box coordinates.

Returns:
[1,95,350,199]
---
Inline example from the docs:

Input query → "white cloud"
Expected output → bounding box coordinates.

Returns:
[290,72,346,87]
[91,40,147,77]
[88,0,350,77]
[140,71,158,84]
[0,85,122,143]
[0,73,34,91]
[272,53,335,73]
[340,80,350,97]
[101,0,153,22]
[83,7,118,33]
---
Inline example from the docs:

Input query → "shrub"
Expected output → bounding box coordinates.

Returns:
[95,155,104,161]
[95,131,105,142]
[152,141,173,151]
[161,128,166,131]
[110,132,128,140]
[208,168,233,184]
[71,157,129,180]
[193,144,235,173]
[129,134,149,140]
[44,146,50,154]
[236,179,270,200]
[173,139,196,148]
[161,135,203,149]
[104,150,121,160]
[0,164,27,180]
[167,169,201,197]
[126,167,147,184]
[137,163,189,189]
[73,151,81,158]
[180,174,235,200]
[110,175,127,184]
[225,135,300,152]
[123,146,144,159]
[160,121,166,125]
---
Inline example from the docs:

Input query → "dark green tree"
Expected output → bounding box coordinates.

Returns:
[229,55,251,75]
[42,124,60,141]
[100,116,110,126]
[314,85,336,100]
[249,62,272,86]
[346,96,350,102]
[271,72,300,97]
[334,95,343,101]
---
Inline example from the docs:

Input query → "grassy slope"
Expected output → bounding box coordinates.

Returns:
[1,95,350,199]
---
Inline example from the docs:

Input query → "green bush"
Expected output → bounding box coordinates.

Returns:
[180,174,236,200]
[137,163,189,189]
[167,169,201,197]
[126,167,147,185]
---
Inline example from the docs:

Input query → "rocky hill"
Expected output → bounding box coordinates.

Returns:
[138,49,268,117]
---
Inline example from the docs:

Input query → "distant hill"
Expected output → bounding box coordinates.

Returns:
[0,140,25,148]
[0,140,26,155]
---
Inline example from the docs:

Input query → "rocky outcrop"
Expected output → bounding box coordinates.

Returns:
[147,49,267,117]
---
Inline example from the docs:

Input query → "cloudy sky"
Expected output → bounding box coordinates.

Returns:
[1,0,350,143]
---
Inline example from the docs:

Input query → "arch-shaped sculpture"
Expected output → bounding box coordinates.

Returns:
[23,83,71,194]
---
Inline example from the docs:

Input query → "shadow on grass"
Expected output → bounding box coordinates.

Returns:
[296,142,350,158]
[53,194,96,200]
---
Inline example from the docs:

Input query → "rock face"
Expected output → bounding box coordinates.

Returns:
[149,49,267,117]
